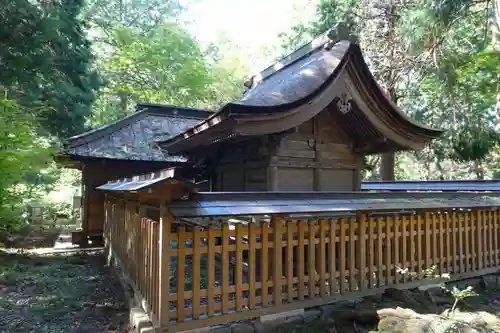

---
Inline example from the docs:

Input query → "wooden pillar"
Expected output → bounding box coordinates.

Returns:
[271,216,282,304]
[268,165,278,191]
[158,192,172,326]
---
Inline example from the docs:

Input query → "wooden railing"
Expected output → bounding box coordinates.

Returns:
[104,198,161,324]
[103,195,500,332]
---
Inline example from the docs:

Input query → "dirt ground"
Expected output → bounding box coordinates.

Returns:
[0,229,130,333]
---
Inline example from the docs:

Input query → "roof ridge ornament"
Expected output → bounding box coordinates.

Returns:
[336,92,353,114]
[326,23,359,47]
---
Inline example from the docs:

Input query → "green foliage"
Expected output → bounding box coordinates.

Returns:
[280,0,500,179]
[0,0,101,138]
[279,0,358,53]
[0,98,54,231]
[90,21,246,126]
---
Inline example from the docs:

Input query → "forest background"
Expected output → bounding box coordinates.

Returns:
[1,0,500,230]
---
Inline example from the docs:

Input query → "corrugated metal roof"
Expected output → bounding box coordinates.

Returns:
[362,180,500,192]
[96,168,177,191]
[168,192,500,218]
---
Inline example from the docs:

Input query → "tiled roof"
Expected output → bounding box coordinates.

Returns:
[64,103,212,162]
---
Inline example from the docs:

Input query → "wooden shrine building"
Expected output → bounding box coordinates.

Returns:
[62,29,443,244]
[60,103,211,243]
[72,30,500,333]
[158,37,443,192]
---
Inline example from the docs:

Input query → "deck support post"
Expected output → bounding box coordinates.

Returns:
[158,190,172,327]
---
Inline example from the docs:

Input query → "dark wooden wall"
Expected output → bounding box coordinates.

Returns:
[273,112,363,191]
[213,139,269,191]
[212,111,363,192]
[81,159,174,236]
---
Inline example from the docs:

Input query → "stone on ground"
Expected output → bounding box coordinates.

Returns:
[377,307,500,333]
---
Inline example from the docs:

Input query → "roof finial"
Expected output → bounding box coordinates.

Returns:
[327,22,359,45]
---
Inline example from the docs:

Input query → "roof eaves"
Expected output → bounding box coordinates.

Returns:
[64,103,213,149]
[64,110,148,149]
[136,102,214,119]
[347,49,444,139]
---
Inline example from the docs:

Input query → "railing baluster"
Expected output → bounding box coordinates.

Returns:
[158,203,171,326]
[177,226,186,322]
[478,210,484,270]
[308,220,316,297]
[385,216,392,286]
[339,218,346,293]
[453,212,459,273]
[439,213,445,274]
[261,222,269,306]
[329,219,337,294]
[358,214,367,290]
[319,219,327,296]
[192,227,201,319]
[393,215,400,284]
[376,217,383,287]
[272,216,282,305]
[222,224,230,313]
[401,216,408,283]
[207,225,216,316]
[297,220,306,300]
[286,221,294,302]
[489,210,494,268]
[458,212,464,273]
[494,209,499,266]
[235,224,244,311]
[368,217,375,288]
[431,213,438,271]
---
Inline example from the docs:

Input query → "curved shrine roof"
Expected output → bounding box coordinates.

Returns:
[160,32,443,154]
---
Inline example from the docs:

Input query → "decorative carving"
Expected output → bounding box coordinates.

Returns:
[336,92,353,114]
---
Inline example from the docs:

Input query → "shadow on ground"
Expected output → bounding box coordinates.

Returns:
[1,227,61,249]
[0,251,130,333]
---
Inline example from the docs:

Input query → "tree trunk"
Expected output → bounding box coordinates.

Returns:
[380,153,395,181]
[380,85,397,181]
[473,160,484,180]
